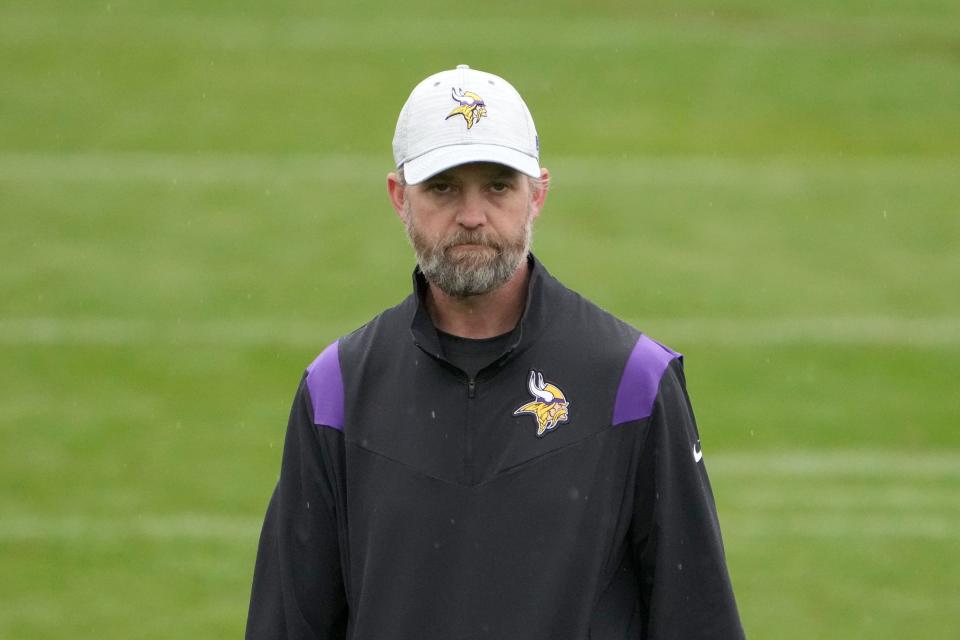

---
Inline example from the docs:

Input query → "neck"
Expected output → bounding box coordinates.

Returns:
[425,263,531,339]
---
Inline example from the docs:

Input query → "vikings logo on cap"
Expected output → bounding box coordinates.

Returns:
[446,88,487,130]
[514,371,571,437]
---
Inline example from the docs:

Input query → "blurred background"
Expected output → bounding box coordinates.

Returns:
[1,0,958,637]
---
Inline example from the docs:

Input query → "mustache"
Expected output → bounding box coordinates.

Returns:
[439,230,501,252]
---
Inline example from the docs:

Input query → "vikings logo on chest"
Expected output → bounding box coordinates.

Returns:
[513,371,571,437]
[446,87,487,130]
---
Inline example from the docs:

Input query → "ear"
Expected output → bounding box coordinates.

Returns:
[386,172,407,220]
[528,167,550,221]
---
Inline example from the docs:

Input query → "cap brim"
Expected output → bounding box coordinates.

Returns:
[402,144,541,185]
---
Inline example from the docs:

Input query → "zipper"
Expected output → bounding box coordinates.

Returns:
[464,376,477,484]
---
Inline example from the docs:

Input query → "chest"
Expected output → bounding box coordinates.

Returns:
[341,347,625,486]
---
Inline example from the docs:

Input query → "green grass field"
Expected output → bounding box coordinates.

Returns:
[2,0,959,637]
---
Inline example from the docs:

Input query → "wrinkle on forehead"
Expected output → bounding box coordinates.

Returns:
[425,162,521,182]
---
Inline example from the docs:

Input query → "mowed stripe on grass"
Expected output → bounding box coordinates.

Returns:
[3,316,960,347]
[2,151,957,185]
[2,451,957,541]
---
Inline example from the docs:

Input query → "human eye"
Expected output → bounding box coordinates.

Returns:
[489,180,511,193]
[426,181,453,194]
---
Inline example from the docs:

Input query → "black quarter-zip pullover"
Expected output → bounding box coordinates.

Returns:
[247,256,744,639]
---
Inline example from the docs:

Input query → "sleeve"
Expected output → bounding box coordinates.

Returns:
[245,376,348,639]
[631,359,745,639]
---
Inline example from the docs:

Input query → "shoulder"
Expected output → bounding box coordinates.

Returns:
[537,271,683,424]
[303,295,416,429]
[337,293,416,363]
[612,333,683,426]
[537,269,640,351]
[542,273,658,364]
[304,341,344,430]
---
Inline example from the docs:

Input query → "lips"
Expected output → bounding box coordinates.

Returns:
[446,243,499,260]
[445,237,498,251]
[450,243,494,250]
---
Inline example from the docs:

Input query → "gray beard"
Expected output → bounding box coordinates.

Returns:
[405,215,532,298]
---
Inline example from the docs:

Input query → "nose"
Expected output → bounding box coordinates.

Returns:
[455,189,486,229]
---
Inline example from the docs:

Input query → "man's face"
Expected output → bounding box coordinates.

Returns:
[396,162,543,298]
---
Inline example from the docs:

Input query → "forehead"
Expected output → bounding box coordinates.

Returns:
[424,162,520,182]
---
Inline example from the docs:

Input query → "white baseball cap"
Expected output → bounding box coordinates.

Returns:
[392,64,540,185]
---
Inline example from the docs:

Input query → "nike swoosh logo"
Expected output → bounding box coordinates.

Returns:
[693,441,703,463]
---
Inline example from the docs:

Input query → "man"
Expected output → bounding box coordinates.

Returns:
[246,65,744,639]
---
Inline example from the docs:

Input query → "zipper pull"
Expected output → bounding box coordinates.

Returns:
[467,378,477,399]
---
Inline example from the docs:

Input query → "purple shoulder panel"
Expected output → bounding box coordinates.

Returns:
[305,340,345,431]
[612,335,682,426]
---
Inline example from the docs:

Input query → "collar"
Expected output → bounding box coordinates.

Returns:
[409,253,552,371]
